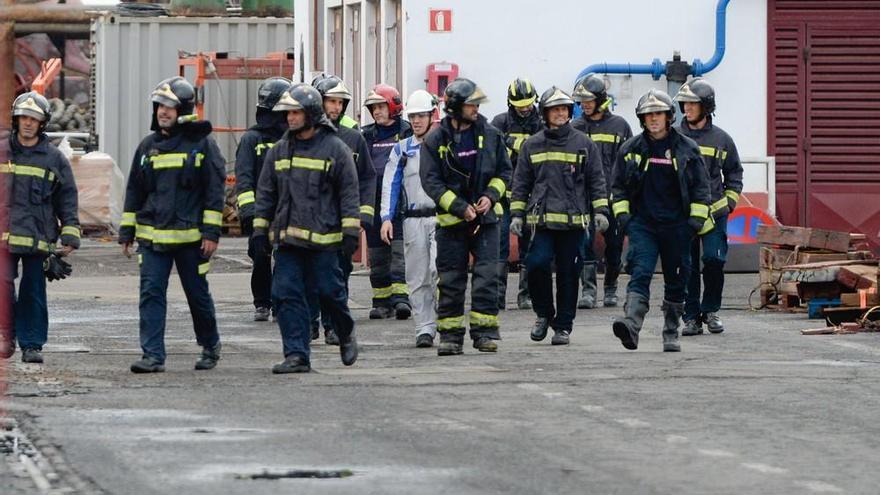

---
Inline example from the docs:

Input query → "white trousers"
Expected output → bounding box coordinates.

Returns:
[403,216,438,336]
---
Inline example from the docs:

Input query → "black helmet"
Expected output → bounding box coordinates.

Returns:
[12,91,51,131]
[507,77,537,109]
[674,77,716,117]
[635,89,675,128]
[572,73,609,113]
[443,78,488,120]
[273,83,331,130]
[312,75,353,115]
[150,76,195,116]
[538,87,574,120]
[257,77,293,110]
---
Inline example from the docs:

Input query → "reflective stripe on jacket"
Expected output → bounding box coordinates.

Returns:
[253,127,360,251]
[510,123,609,230]
[2,134,80,254]
[119,123,226,251]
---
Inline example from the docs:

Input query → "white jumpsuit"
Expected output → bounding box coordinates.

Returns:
[381,136,438,337]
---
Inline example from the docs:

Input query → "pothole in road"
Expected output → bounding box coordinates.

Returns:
[235,468,356,480]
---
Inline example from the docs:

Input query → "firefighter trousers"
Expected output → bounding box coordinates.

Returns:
[138,245,219,363]
[365,216,409,309]
[3,254,48,351]
[625,216,693,304]
[435,222,500,342]
[526,228,585,331]
[685,213,728,322]
[273,246,353,362]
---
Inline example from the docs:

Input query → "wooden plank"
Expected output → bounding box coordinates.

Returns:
[757,224,851,252]
[837,265,878,290]
[840,291,879,308]
[797,251,848,264]
[847,250,875,260]
[760,247,795,270]
[781,260,878,284]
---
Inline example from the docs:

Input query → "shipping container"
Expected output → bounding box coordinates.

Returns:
[93,14,295,177]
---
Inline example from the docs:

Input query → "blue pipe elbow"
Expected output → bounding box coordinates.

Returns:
[693,0,730,76]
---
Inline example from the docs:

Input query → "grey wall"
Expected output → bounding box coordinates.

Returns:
[94,15,295,176]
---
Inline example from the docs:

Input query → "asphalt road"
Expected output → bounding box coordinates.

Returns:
[2,239,879,494]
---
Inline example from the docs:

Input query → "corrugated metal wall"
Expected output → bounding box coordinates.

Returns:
[93,15,295,176]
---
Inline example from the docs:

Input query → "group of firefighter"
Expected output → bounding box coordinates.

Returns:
[0,69,742,373]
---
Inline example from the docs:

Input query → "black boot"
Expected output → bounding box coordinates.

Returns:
[194,342,221,370]
[612,292,649,350]
[517,265,532,310]
[437,334,464,356]
[131,355,165,373]
[394,302,412,320]
[603,283,619,307]
[551,328,570,345]
[661,300,684,352]
[339,330,358,366]
[577,263,598,309]
[497,262,509,310]
[272,355,310,374]
[21,348,43,364]
[325,328,340,346]
[530,317,550,342]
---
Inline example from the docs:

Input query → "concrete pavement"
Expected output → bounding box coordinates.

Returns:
[2,239,879,494]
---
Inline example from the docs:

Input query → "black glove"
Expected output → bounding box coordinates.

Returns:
[727,197,737,213]
[688,216,707,234]
[43,255,72,282]
[252,233,272,258]
[617,213,631,234]
[342,235,359,258]
[240,215,254,237]
[712,205,730,219]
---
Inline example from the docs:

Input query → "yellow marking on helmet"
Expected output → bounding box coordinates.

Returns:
[152,84,180,104]
[16,97,46,118]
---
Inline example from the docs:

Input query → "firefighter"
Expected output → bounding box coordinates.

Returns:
[362,84,413,320]
[572,73,633,309]
[510,87,609,345]
[0,92,81,363]
[420,78,512,355]
[490,77,543,310]
[120,77,226,373]
[235,77,291,323]
[379,90,439,348]
[610,89,711,353]
[312,74,360,130]
[253,84,360,373]
[675,78,743,336]
[311,75,376,345]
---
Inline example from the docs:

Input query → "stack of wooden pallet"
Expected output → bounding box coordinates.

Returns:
[757,225,876,316]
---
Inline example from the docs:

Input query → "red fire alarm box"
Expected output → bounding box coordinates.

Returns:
[426,62,459,98]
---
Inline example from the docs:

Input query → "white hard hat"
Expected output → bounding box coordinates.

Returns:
[405,90,437,115]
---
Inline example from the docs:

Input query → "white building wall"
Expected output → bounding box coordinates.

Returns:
[403,0,767,159]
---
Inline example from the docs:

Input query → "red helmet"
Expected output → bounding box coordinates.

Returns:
[363,84,403,117]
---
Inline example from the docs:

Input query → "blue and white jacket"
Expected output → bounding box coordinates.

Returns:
[380,136,435,222]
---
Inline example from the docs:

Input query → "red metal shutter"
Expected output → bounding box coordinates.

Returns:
[768,22,805,227]
[805,26,880,243]
[769,1,880,247]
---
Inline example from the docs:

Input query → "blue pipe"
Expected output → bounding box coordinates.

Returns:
[574,0,730,83]
[693,0,730,76]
